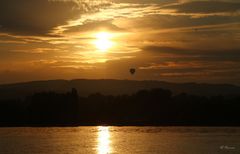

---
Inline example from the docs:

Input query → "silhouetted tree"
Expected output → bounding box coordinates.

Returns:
[0,88,240,126]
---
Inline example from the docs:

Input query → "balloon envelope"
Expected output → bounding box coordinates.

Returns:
[130,68,136,75]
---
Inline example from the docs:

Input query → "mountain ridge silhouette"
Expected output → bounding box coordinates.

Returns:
[0,79,239,100]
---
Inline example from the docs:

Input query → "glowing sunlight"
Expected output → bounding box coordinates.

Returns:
[97,126,111,154]
[94,32,114,52]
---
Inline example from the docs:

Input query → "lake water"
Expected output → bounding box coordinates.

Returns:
[0,127,240,154]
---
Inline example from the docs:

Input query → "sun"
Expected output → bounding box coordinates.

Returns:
[94,32,113,52]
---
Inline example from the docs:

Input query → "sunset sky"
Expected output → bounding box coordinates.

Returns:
[0,0,239,84]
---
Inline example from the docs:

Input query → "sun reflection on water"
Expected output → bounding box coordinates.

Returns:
[97,126,111,154]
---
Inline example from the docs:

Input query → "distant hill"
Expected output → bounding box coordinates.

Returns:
[0,79,240,100]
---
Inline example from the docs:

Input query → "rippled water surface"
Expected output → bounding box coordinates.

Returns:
[0,127,240,154]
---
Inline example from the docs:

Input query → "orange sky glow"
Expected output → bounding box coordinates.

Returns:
[0,0,239,84]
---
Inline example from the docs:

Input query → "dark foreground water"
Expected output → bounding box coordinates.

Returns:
[0,127,240,154]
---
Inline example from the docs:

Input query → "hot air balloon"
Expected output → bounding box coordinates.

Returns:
[130,68,136,75]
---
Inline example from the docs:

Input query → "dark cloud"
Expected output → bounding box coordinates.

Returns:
[65,20,125,33]
[142,45,240,61]
[143,46,191,54]
[115,14,240,32]
[0,0,82,36]
[103,53,240,84]
[112,0,177,4]
[162,1,240,13]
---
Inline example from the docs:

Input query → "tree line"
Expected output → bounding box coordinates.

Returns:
[0,88,240,126]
